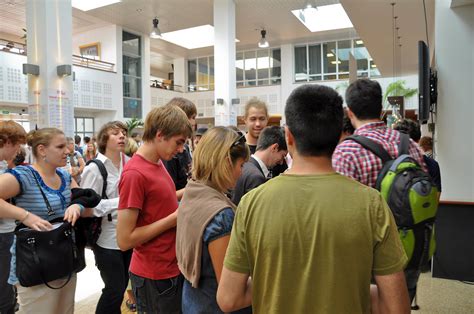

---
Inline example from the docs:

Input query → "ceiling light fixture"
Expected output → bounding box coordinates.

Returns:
[150,17,162,39]
[258,29,269,48]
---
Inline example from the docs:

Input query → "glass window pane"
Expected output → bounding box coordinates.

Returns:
[84,118,94,132]
[244,51,256,81]
[246,81,256,86]
[236,52,244,81]
[198,57,209,86]
[123,77,141,98]
[237,81,244,87]
[123,32,141,56]
[257,50,269,80]
[294,46,307,81]
[271,49,281,78]
[337,40,351,73]
[76,118,84,132]
[123,55,141,76]
[209,56,214,87]
[308,44,321,75]
[309,75,322,82]
[354,39,369,72]
[370,60,381,77]
[271,78,281,85]
[323,74,337,80]
[188,59,197,88]
[257,79,270,86]
[123,98,142,118]
[322,42,337,74]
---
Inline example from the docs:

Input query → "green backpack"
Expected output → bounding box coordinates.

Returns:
[346,134,439,269]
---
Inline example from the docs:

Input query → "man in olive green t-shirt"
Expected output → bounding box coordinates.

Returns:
[217,84,410,314]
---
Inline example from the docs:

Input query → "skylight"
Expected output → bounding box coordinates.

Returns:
[160,25,239,50]
[72,0,121,11]
[291,4,353,32]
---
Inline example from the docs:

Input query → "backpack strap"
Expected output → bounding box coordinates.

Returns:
[398,133,410,155]
[86,159,108,200]
[345,135,392,163]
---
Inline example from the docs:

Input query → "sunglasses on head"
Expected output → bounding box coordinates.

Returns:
[230,131,246,149]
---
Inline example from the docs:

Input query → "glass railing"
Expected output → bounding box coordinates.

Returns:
[150,80,185,92]
[0,39,26,55]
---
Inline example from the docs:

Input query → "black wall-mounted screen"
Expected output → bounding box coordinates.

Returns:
[418,41,430,124]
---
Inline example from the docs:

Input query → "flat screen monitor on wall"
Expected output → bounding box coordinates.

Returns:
[418,40,430,124]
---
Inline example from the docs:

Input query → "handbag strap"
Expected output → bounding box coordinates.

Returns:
[29,168,55,216]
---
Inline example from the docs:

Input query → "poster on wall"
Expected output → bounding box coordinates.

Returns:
[48,89,74,137]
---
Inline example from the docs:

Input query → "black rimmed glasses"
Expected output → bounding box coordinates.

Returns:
[230,131,246,149]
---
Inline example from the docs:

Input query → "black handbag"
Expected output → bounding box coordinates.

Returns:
[14,170,81,289]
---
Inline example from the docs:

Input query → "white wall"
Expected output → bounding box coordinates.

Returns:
[72,25,118,65]
[435,1,474,202]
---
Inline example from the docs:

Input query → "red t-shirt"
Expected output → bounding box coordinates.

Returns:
[118,154,180,280]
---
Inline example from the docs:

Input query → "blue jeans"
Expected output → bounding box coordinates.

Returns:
[0,232,15,314]
[405,267,421,302]
[130,272,183,314]
[93,245,132,314]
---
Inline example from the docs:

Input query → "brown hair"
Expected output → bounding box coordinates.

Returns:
[192,127,250,192]
[419,136,433,152]
[142,105,193,142]
[167,97,197,119]
[97,121,127,154]
[26,128,64,158]
[0,120,27,148]
[244,98,269,118]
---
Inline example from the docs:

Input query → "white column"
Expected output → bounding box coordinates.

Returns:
[435,0,474,202]
[173,58,186,92]
[280,44,293,123]
[142,35,151,117]
[213,0,237,126]
[26,0,74,136]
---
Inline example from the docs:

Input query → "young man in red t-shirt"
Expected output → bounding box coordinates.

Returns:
[117,105,193,313]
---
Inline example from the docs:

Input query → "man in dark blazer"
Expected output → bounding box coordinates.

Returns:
[232,126,287,205]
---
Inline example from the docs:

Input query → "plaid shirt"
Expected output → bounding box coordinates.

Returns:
[332,122,426,188]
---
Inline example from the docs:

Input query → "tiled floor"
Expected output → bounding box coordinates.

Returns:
[74,250,474,313]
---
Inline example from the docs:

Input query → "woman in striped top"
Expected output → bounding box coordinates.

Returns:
[0,127,84,314]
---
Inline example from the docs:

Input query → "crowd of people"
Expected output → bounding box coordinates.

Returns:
[0,79,441,314]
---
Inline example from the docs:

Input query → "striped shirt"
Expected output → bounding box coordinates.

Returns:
[6,165,71,284]
[332,122,426,188]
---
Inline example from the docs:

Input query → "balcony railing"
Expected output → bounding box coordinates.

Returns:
[1,38,116,73]
[150,80,185,92]
[72,55,115,72]
[0,39,26,55]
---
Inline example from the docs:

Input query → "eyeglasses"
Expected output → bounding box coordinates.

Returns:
[230,131,246,149]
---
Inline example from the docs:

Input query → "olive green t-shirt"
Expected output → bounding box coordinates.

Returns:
[224,173,407,314]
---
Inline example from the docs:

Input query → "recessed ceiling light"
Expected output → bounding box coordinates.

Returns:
[330,60,341,65]
[161,25,239,49]
[72,0,121,11]
[291,4,353,32]
[327,53,334,57]
[356,40,364,45]
[371,64,377,68]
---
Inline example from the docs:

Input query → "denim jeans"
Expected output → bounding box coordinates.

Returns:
[0,232,16,314]
[130,272,183,314]
[405,267,421,302]
[93,245,132,314]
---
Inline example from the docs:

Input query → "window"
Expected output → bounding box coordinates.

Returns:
[74,117,94,141]
[187,48,281,91]
[122,31,142,118]
[294,38,379,82]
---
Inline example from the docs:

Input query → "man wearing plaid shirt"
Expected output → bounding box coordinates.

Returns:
[332,78,426,306]
[332,79,426,187]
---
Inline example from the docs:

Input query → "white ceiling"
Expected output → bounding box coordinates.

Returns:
[0,0,436,77]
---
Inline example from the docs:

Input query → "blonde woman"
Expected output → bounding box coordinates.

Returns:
[176,126,250,313]
[0,128,84,313]
[83,142,97,162]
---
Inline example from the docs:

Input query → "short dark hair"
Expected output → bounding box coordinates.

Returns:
[342,111,355,135]
[393,119,421,142]
[84,136,91,144]
[74,135,81,145]
[346,79,382,120]
[167,97,197,119]
[256,126,287,152]
[285,84,343,157]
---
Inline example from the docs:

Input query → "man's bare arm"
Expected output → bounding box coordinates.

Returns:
[216,266,252,312]
[117,208,178,251]
[374,271,410,314]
